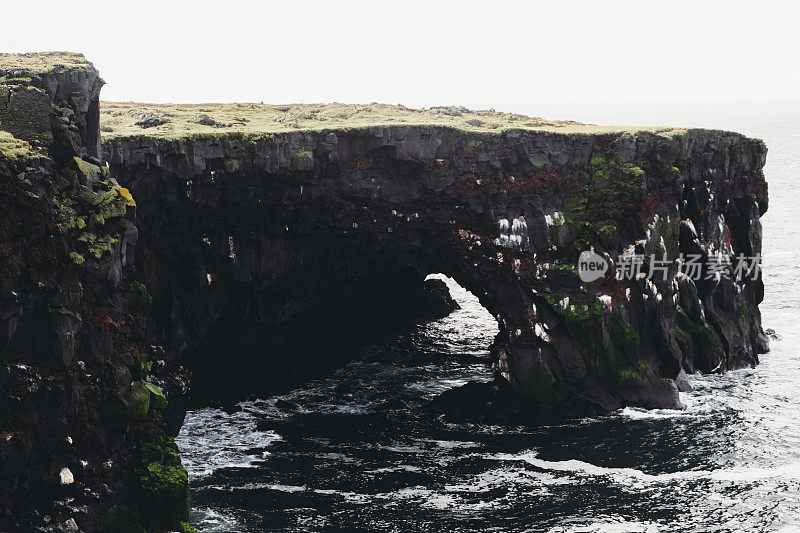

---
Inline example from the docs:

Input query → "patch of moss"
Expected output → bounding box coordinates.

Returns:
[52,175,132,262]
[568,301,604,321]
[224,157,241,173]
[140,461,187,498]
[0,76,33,85]
[51,306,82,324]
[118,187,136,207]
[550,262,578,275]
[180,522,198,533]
[134,432,189,529]
[544,295,604,322]
[737,302,749,321]
[69,251,85,266]
[563,151,645,252]
[78,232,119,259]
[0,131,44,161]
[72,156,106,183]
[292,150,312,162]
[569,301,604,321]
[610,317,636,344]
[124,381,151,420]
[617,361,649,386]
[589,157,643,214]
[618,367,638,385]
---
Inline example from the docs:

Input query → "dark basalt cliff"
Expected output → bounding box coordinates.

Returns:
[0,55,768,531]
[0,54,191,533]
[104,125,768,412]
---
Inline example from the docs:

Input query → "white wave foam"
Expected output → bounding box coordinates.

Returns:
[189,507,241,533]
[547,519,661,533]
[366,464,423,473]
[491,450,800,487]
[175,406,281,479]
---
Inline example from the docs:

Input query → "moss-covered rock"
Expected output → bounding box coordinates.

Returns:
[124,381,151,420]
[72,155,105,184]
[563,151,645,251]
[134,432,190,530]
[180,521,199,533]
[291,149,313,171]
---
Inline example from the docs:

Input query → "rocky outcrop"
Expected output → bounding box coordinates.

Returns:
[0,54,191,533]
[0,52,104,163]
[105,125,768,413]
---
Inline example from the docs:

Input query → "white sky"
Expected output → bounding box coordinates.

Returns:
[3,0,798,108]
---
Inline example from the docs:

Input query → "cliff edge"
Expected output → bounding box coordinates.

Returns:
[0,53,769,531]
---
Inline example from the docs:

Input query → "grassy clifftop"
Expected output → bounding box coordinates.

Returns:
[100,101,685,140]
[0,131,45,161]
[0,52,94,74]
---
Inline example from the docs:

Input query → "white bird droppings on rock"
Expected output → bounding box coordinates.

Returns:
[59,467,74,485]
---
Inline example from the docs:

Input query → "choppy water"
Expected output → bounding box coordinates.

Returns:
[177,102,800,532]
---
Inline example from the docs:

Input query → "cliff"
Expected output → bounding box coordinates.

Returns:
[0,54,191,533]
[0,54,769,531]
[104,121,768,412]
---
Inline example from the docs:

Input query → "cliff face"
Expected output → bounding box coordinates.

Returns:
[104,125,768,412]
[0,54,769,532]
[0,54,190,533]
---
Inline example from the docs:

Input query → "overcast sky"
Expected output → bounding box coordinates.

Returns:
[4,0,798,108]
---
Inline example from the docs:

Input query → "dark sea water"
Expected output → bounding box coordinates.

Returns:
[177,102,800,532]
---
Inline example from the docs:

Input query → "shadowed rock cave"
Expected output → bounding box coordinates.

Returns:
[146,246,482,407]
[107,138,536,412]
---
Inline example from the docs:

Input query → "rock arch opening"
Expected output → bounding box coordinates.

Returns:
[172,272,502,530]
[137,224,508,407]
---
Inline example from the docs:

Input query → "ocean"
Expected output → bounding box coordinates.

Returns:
[176,101,800,532]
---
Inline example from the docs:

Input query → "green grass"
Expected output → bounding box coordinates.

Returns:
[99,101,686,141]
[0,52,93,73]
[0,131,45,161]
